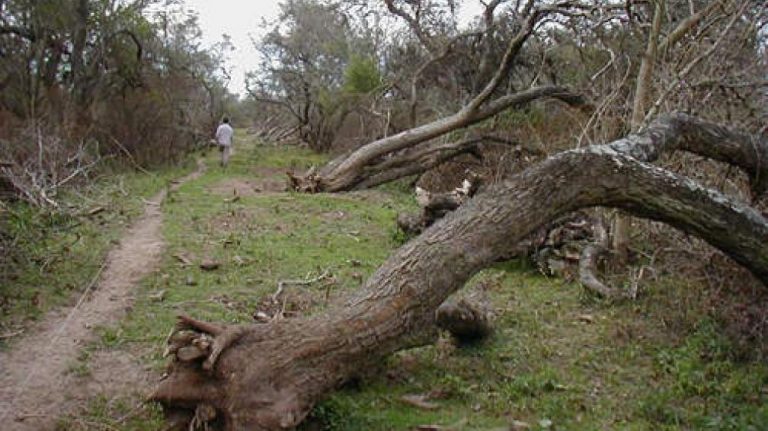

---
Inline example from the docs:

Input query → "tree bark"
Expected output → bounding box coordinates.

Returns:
[154,115,768,430]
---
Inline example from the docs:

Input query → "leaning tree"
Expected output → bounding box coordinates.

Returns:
[153,113,768,430]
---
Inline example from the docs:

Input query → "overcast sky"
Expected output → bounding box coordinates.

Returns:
[182,0,484,97]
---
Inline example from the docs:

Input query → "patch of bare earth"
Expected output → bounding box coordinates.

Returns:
[208,174,287,198]
[0,162,204,430]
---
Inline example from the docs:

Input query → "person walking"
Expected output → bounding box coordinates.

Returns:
[215,117,234,167]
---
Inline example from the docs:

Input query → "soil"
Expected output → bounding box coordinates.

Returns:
[0,161,205,430]
[208,170,287,198]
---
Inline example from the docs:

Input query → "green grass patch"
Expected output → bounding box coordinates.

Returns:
[57,395,165,431]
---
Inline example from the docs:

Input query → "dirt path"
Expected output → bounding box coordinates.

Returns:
[0,161,205,430]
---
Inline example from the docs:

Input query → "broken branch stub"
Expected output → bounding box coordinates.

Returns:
[436,298,493,343]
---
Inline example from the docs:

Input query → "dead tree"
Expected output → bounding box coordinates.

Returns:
[396,175,481,235]
[153,114,768,430]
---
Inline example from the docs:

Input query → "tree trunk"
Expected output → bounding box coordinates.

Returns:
[613,0,665,263]
[71,0,89,108]
[154,115,768,430]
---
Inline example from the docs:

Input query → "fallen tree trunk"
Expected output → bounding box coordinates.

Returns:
[153,116,768,430]
[289,86,585,192]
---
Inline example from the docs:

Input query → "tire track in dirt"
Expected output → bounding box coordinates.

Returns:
[0,160,205,430]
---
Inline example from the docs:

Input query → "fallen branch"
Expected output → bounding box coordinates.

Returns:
[0,329,24,340]
[272,270,332,302]
[291,86,587,192]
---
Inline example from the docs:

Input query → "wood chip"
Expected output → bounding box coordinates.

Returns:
[577,314,595,324]
[173,253,193,266]
[176,345,208,362]
[401,394,439,410]
[199,260,220,271]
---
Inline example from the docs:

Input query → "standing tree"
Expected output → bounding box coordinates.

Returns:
[247,0,384,151]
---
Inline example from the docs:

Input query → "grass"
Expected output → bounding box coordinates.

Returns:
[28,132,768,430]
[302,269,768,430]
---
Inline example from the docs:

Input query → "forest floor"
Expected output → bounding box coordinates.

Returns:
[2,133,768,430]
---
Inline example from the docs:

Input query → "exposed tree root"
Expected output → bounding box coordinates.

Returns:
[177,315,225,336]
[436,298,493,344]
[396,176,481,235]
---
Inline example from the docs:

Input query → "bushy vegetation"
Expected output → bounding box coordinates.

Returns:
[0,0,239,299]
[0,0,234,204]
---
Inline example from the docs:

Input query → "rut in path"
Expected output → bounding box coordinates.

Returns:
[0,162,204,430]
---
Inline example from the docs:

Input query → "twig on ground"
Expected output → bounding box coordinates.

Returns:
[0,329,24,339]
[172,253,193,266]
[272,269,332,302]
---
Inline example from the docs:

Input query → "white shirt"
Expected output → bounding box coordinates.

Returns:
[215,123,234,147]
